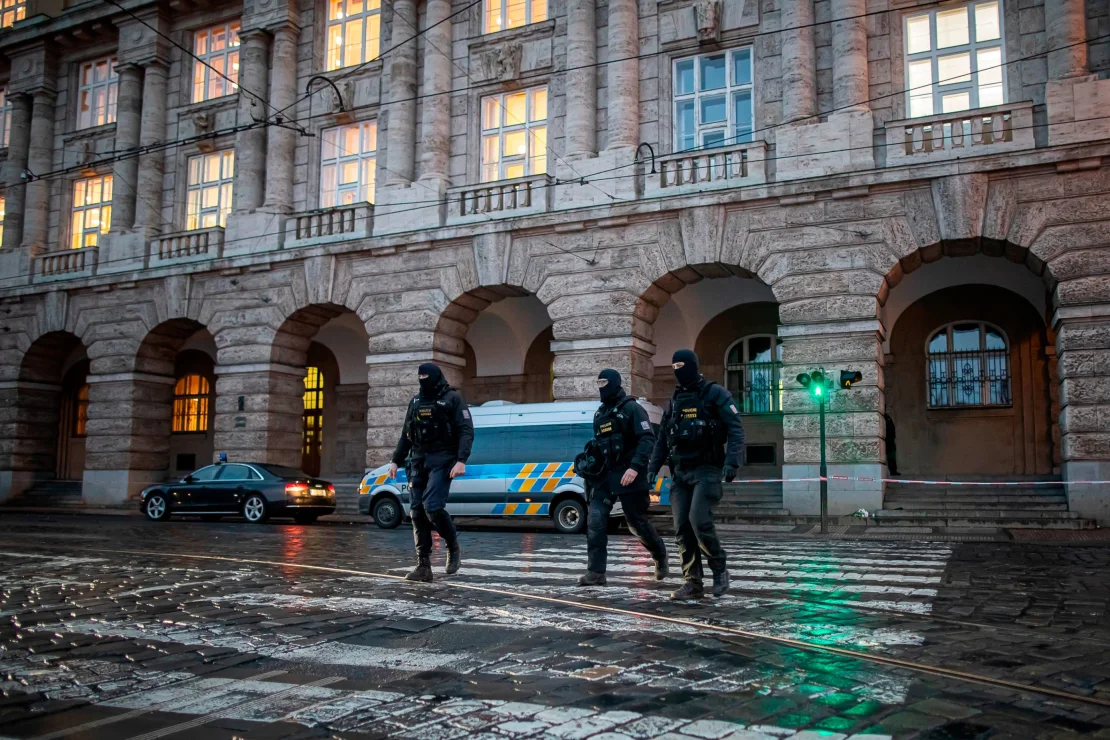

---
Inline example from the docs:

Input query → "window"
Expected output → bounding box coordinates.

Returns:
[0,196,6,246]
[302,366,324,476]
[186,151,235,230]
[326,0,381,72]
[192,21,241,103]
[904,1,1004,117]
[172,375,210,433]
[71,175,112,249]
[321,121,377,207]
[188,465,223,481]
[216,464,261,480]
[926,321,1011,407]
[468,423,593,465]
[0,88,11,148]
[480,87,548,182]
[0,0,25,29]
[484,0,547,34]
[725,335,783,414]
[76,57,119,130]
[74,383,89,437]
[674,48,754,152]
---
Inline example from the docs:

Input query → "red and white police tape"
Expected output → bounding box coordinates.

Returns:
[727,477,1110,485]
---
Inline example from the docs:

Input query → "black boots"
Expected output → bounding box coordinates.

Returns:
[406,556,433,582]
[654,557,670,581]
[578,571,608,586]
[712,569,731,596]
[671,581,704,600]
[446,546,461,575]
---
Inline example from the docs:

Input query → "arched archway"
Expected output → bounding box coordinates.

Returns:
[455,292,554,406]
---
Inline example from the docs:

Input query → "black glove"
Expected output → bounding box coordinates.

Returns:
[724,465,739,483]
[648,469,659,483]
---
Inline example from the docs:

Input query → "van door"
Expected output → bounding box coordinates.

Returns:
[449,426,510,516]
[504,423,591,516]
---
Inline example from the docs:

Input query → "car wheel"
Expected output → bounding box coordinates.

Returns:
[200,515,222,522]
[372,496,403,529]
[144,494,170,522]
[552,498,587,534]
[242,494,269,524]
[293,513,318,525]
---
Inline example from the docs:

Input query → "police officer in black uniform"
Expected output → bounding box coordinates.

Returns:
[389,363,474,582]
[577,369,669,587]
[649,349,745,599]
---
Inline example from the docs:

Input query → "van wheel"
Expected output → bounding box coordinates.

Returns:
[373,496,403,529]
[552,499,587,534]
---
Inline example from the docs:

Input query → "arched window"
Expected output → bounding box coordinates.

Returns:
[725,335,783,414]
[926,322,1010,407]
[74,383,89,437]
[302,366,324,476]
[172,375,211,432]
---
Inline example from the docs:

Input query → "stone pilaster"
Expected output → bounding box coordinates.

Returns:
[605,0,639,151]
[418,0,451,190]
[212,362,305,466]
[551,337,655,401]
[781,0,817,122]
[21,91,56,255]
[831,0,868,111]
[134,61,167,232]
[231,30,270,214]
[385,0,418,186]
[81,372,175,505]
[779,323,886,516]
[1046,0,1089,81]
[262,24,298,214]
[0,382,61,502]
[1044,0,1107,145]
[110,64,143,233]
[564,0,597,160]
[1,93,31,252]
[335,382,369,475]
[1056,317,1110,524]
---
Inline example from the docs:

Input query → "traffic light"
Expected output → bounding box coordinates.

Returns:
[796,371,827,400]
[839,370,863,388]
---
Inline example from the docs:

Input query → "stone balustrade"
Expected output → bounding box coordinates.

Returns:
[33,247,97,282]
[447,175,551,225]
[885,102,1035,166]
[645,141,768,197]
[284,203,374,248]
[149,227,225,267]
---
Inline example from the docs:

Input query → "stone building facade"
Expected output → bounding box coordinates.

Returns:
[0,0,1108,520]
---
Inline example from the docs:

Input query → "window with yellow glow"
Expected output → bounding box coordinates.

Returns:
[192,21,241,103]
[172,375,210,433]
[0,196,6,247]
[76,57,118,130]
[302,367,324,464]
[484,0,547,34]
[480,87,547,182]
[326,0,380,72]
[1,0,26,30]
[321,121,377,207]
[71,175,113,250]
[75,383,89,437]
[187,150,235,230]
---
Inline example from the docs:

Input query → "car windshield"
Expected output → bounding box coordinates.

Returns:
[256,464,310,479]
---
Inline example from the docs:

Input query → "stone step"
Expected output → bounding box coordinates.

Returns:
[885,494,1068,504]
[876,508,1083,519]
[884,501,1069,511]
[873,517,1095,530]
[717,508,791,517]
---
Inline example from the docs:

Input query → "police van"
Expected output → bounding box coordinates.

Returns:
[359,399,668,534]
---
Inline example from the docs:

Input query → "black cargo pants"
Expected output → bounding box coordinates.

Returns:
[669,465,727,587]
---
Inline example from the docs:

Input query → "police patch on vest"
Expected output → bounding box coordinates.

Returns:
[729,404,738,414]
[599,421,614,434]
[418,408,434,419]
[462,409,470,419]
[641,420,650,430]
[681,407,698,419]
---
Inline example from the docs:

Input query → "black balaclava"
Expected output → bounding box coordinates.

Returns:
[418,362,446,399]
[597,368,623,404]
[672,349,700,388]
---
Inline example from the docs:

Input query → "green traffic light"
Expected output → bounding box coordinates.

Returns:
[814,386,822,397]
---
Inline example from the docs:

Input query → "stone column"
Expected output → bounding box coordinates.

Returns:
[418,0,452,188]
[212,363,305,465]
[1046,0,1089,80]
[1,93,32,251]
[779,325,886,516]
[781,0,817,122]
[134,61,167,232]
[232,30,270,214]
[21,91,56,253]
[386,0,418,185]
[0,381,62,503]
[81,372,176,505]
[831,0,869,111]
[552,338,655,401]
[565,0,597,159]
[605,0,639,151]
[110,64,143,233]
[262,24,298,214]
[1057,317,1110,524]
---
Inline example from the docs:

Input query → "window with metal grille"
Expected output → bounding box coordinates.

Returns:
[326,0,380,72]
[172,375,210,433]
[74,383,89,437]
[483,0,547,34]
[76,57,118,130]
[673,48,754,152]
[321,121,377,207]
[480,87,547,182]
[302,367,324,476]
[71,175,112,249]
[186,150,235,230]
[904,1,1005,117]
[926,321,1011,407]
[192,21,241,103]
[0,0,25,29]
[725,335,783,414]
[0,88,11,148]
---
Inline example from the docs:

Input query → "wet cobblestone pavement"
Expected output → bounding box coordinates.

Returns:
[2,515,1110,739]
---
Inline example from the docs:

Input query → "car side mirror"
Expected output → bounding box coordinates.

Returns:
[182,475,195,483]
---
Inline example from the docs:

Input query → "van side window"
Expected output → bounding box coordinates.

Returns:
[467,426,513,465]
[509,423,594,463]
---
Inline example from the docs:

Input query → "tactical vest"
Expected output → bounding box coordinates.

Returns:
[593,396,637,467]
[666,383,726,467]
[407,394,455,448]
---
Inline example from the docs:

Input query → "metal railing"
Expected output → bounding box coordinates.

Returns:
[927,349,1011,407]
[726,361,783,414]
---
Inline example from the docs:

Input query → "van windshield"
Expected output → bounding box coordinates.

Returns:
[468,423,594,465]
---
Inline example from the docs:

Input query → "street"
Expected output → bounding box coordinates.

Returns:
[1,515,1110,739]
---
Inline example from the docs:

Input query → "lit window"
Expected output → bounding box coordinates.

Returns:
[75,383,89,437]
[904,1,1005,117]
[70,175,113,249]
[320,121,377,207]
[186,150,235,230]
[926,321,1011,407]
[76,57,119,130]
[0,196,5,246]
[0,88,11,148]
[172,375,211,433]
[0,0,25,29]
[725,335,783,414]
[302,366,324,476]
[326,0,381,72]
[484,0,547,34]
[480,87,547,182]
[192,21,241,103]
[673,48,754,152]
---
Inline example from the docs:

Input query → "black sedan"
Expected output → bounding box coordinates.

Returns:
[139,462,336,524]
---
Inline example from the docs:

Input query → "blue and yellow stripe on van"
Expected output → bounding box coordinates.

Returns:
[491,501,551,515]
[507,462,577,492]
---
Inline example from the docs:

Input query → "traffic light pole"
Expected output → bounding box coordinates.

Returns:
[819,392,828,534]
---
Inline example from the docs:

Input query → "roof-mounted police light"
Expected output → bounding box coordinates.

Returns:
[840,370,863,388]
[218,452,228,463]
